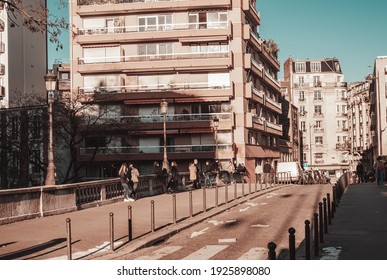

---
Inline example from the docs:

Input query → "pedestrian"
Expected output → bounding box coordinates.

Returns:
[237,162,247,182]
[255,162,263,184]
[153,161,163,182]
[189,161,198,189]
[194,159,201,188]
[374,156,385,187]
[356,161,364,183]
[263,160,272,185]
[227,161,235,183]
[214,160,222,185]
[204,160,213,187]
[168,161,179,193]
[118,163,132,202]
[129,163,140,200]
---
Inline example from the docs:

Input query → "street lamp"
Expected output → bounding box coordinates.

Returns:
[160,99,169,172]
[213,115,219,160]
[44,70,57,185]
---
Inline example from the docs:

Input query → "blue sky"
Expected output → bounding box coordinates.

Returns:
[48,0,387,83]
[257,0,387,82]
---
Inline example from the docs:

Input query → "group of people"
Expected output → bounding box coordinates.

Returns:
[118,163,140,202]
[355,156,386,186]
[153,161,179,194]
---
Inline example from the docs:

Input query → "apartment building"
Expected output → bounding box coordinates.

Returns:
[370,56,387,161]
[0,2,47,108]
[347,79,372,171]
[283,57,349,179]
[70,0,283,179]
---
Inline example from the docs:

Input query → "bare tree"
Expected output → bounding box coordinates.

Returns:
[2,0,68,50]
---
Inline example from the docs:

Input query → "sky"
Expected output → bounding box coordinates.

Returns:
[48,0,387,83]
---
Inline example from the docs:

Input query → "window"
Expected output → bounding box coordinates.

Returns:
[313,76,321,86]
[295,62,306,73]
[138,15,172,32]
[315,153,323,159]
[314,91,322,100]
[298,76,304,86]
[138,43,172,57]
[300,105,306,114]
[300,121,305,131]
[310,61,321,72]
[314,105,322,115]
[315,136,323,145]
[315,120,322,128]
[299,91,305,100]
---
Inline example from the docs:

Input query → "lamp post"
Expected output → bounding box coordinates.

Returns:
[160,99,169,172]
[213,115,219,160]
[44,70,57,185]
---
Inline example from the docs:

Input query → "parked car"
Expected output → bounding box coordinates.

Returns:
[276,162,303,184]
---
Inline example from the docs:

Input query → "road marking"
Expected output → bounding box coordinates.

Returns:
[246,202,258,207]
[135,246,182,260]
[190,227,210,238]
[238,247,267,260]
[225,220,237,224]
[260,203,268,205]
[239,207,250,212]
[218,238,237,243]
[251,224,270,228]
[208,220,223,226]
[183,245,229,260]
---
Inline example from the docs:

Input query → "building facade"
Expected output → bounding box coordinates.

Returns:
[0,1,47,108]
[70,0,283,179]
[370,56,387,161]
[283,57,349,180]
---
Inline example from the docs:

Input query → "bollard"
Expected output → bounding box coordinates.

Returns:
[267,241,277,260]
[189,191,193,217]
[128,206,133,242]
[66,218,72,260]
[249,177,252,194]
[332,185,337,212]
[109,212,114,251]
[288,227,296,260]
[151,200,155,232]
[327,193,332,225]
[234,181,237,200]
[203,187,207,212]
[242,179,245,197]
[319,202,324,243]
[305,220,311,260]
[313,213,319,256]
[260,176,263,191]
[215,186,219,208]
[323,198,328,234]
[172,194,177,224]
[225,184,228,203]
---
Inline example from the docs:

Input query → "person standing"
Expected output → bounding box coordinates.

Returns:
[263,160,272,185]
[168,161,179,193]
[189,161,198,189]
[374,156,385,187]
[356,161,364,183]
[227,161,235,183]
[255,162,263,184]
[118,163,132,202]
[129,163,140,200]
[204,161,213,187]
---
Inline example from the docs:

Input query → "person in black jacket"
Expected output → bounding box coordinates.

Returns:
[168,161,179,193]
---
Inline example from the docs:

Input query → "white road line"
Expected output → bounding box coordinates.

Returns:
[190,227,210,238]
[251,224,270,228]
[135,246,183,260]
[239,207,250,212]
[208,220,224,225]
[238,247,267,260]
[182,245,229,260]
[218,238,237,243]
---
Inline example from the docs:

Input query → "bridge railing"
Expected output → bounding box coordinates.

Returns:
[0,175,164,225]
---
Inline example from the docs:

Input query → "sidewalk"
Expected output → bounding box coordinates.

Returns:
[317,181,387,260]
[0,182,281,260]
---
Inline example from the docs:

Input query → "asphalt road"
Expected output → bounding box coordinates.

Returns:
[113,183,332,260]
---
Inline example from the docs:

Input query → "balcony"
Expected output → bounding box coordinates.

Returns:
[242,0,261,26]
[263,71,281,92]
[336,142,350,151]
[243,24,263,52]
[265,95,282,114]
[0,19,4,32]
[313,112,323,118]
[76,21,231,44]
[77,0,232,15]
[77,50,232,74]
[246,113,264,131]
[265,121,283,136]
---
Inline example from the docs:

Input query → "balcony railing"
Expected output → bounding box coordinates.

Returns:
[80,143,233,155]
[78,21,229,36]
[252,86,264,99]
[78,0,180,5]
[79,82,231,94]
[79,50,229,64]
[265,95,282,110]
[93,112,232,124]
[264,71,280,87]
[266,121,282,131]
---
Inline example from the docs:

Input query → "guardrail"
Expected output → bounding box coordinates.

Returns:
[0,175,164,225]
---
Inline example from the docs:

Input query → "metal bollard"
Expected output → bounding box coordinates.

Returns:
[151,200,155,232]
[332,185,337,211]
[242,179,245,197]
[267,241,277,260]
[249,177,252,194]
[323,198,328,234]
[225,184,228,203]
[189,191,193,217]
[128,206,133,242]
[172,194,177,224]
[66,218,72,260]
[288,227,296,260]
[313,213,319,256]
[327,193,332,225]
[305,220,311,260]
[203,187,207,212]
[234,181,237,200]
[319,202,324,243]
[215,186,219,208]
[109,212,114,251]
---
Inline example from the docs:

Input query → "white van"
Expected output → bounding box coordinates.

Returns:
[276,161,303,184]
